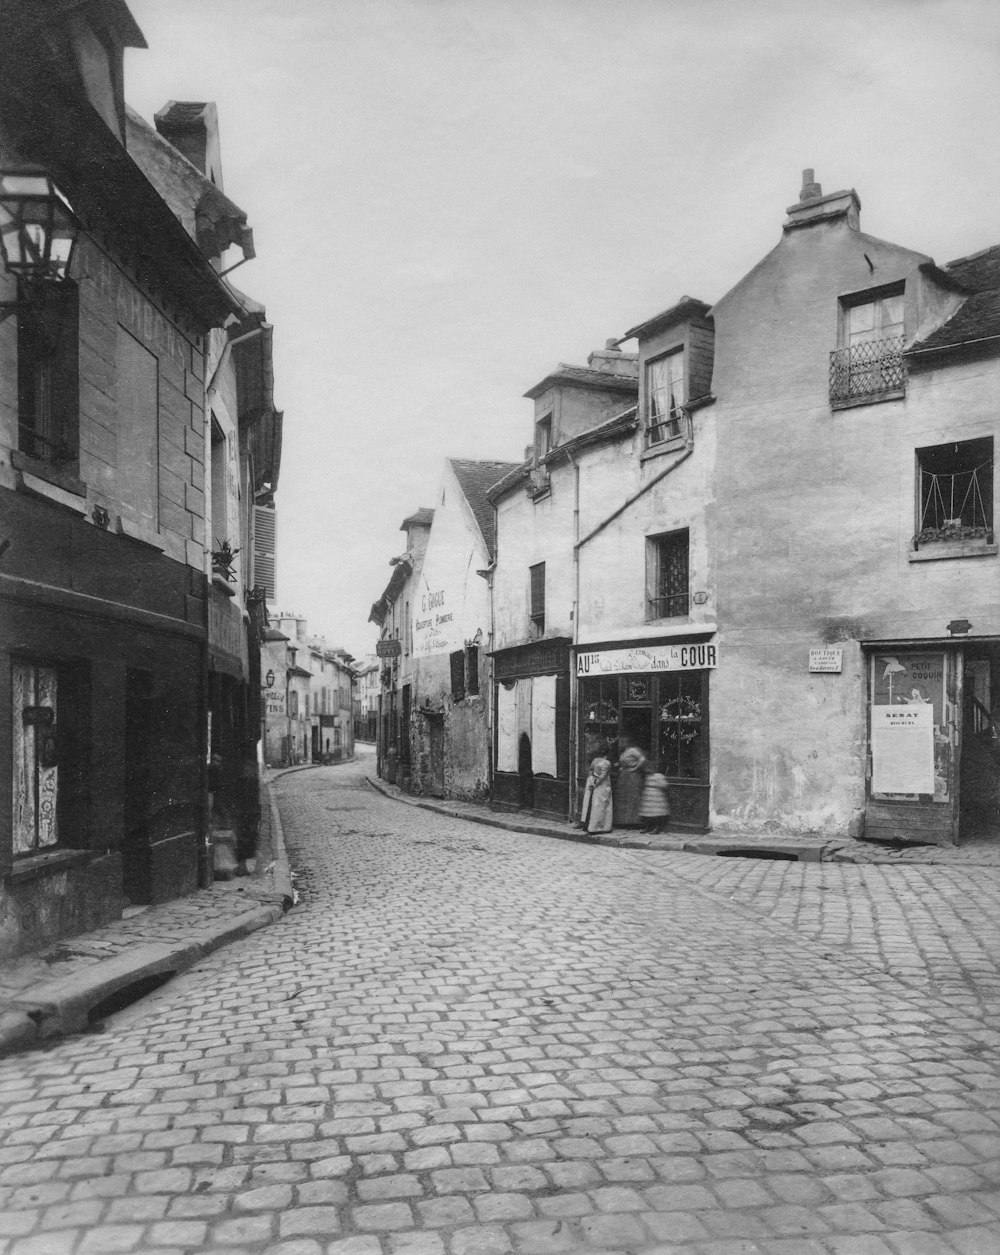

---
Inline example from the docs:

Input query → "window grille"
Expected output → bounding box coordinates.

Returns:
[647,530,689,619]
[830,336,905,402]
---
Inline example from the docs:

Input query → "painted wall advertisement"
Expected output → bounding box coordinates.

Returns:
[413,585,460,657]
[871,652,949,800]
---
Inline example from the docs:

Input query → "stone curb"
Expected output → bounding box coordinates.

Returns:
[0,902,283,1058]
[265,779,296,908]
[364,774,1000,865]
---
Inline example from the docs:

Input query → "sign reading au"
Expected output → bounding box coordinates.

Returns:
[577,641,718,677]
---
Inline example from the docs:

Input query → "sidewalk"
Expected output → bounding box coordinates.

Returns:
[366,773,1000,866]
[0,777,294,1058]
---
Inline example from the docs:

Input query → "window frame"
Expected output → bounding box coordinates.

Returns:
[643,346,688,449]
[646,528,690,621]
[529,562,546,634]
[831,282,906,408]
[15,278,81,483]
[911,436,996,562]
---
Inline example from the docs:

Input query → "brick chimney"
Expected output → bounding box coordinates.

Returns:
[154,101,224,190]
[784,168,860,232]
[586,339,639,378]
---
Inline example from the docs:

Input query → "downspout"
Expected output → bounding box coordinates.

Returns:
[568,452,581,819]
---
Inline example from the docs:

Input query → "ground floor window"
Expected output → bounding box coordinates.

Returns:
[869,650,952,803]
[12,662,59,853]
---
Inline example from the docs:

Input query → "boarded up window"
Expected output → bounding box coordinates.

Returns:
[529,562,545,630]
[465,645,480,696]
[253,504,277,600]
[115,327,159,530]
[450,650,466,702]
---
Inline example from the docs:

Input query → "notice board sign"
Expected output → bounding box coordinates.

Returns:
[871,705,935,795]
[809,648,842,673]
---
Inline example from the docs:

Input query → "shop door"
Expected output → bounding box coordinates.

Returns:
[518,733,534,810]
[12,662,59,854]
[960,649,1000,842]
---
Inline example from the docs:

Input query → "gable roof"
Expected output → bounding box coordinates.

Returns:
[449,458,521,558]
[910,243,1000,357]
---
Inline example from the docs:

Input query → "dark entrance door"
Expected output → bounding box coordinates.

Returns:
[960,647,1000,842]
[518,733,533,810]
[428,717,445,797]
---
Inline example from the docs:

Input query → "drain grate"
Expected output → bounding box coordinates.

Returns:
[717,848,799,861]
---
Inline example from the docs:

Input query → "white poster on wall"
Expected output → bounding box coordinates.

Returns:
[871,705,935,795]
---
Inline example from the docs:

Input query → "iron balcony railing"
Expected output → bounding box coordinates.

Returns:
[829,335,906,404]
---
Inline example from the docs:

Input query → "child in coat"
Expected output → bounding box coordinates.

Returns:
[638,767,670,834]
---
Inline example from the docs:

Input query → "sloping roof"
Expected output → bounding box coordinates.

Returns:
[623,295,712,342]
[449,459,521,558]
[910,244,1000,356]
[524,363,639,401]
[401,507,434,531]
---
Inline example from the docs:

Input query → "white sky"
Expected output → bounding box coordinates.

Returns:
[123,0,1000,657]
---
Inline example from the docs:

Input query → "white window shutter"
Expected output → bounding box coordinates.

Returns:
[253,505,277,601]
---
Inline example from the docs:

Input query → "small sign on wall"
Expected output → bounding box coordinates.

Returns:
[809,648,843,673]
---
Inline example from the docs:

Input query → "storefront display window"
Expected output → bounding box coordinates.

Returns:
[658,673,705,779]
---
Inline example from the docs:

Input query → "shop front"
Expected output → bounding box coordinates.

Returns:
[576,638,717,831]
[491,638,571,820]
[865,640,1000,845]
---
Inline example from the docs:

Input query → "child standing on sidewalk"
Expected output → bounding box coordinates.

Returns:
[638,766,671,834]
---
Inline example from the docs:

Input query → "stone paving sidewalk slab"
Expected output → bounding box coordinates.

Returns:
[0,776,294,1059]
[365,775,1000,867]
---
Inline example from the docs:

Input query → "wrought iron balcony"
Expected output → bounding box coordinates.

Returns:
[829,336,906,405]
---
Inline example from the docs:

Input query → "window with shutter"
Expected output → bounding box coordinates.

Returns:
[450,650,466,702]
[253,505,277,600]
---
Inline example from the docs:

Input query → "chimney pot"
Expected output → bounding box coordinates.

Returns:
[800,168,823,201]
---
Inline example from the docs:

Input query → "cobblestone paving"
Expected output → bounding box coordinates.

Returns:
[0,760,997,1255]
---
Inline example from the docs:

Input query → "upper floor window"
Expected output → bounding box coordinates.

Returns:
[914,437,993,552]
[535,414,552,461]
[645,349,686,447]
[449,650,466,703]
[830,286,905,406]
[529,562,546,634]
[646,529,689,620]
[18,281,79,470]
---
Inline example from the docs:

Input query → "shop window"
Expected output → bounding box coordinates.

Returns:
[830,285,905,405]
[645,348,686,447]
[12,661,60,853]
[915,436,993,549]
[579,676,620,765]
[17,280,79,472]
[658,672,706,779]
[529,562,546,634]
[646,529,689,619]
[465,644,480,696]
[450,650,465,702]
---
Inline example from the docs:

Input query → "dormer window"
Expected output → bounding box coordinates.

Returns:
[645,349,686,447]
[830,285,905,406]
[535,414,552,461]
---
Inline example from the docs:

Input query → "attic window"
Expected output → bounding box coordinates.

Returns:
[831,285,905,407]
[645,349,687,447]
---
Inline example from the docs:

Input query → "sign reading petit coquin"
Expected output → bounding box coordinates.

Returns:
[577,641,718,677]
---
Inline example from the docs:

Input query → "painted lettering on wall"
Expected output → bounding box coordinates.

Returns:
[577,642,718,677]
[88,245,187,366]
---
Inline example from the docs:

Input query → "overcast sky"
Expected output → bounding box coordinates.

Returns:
[124,0,1000,657]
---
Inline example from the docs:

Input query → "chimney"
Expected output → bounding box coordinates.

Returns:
[154,101,225,189]
[587,339,639,377]
[784,168,860,232]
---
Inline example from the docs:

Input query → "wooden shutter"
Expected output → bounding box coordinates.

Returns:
[253,505,277,600]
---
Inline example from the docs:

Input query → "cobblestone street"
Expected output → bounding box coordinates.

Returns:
[0,756,998,1255]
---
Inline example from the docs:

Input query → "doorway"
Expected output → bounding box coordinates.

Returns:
[428,717,445,797]
[960,647,1000,842]
[518,733,534,810]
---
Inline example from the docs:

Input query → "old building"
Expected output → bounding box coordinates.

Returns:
[709,173,1000,844]
[353,657,379,743]
[369,508,434,786]
[0,2,244,957]
[489,170,1000,846]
